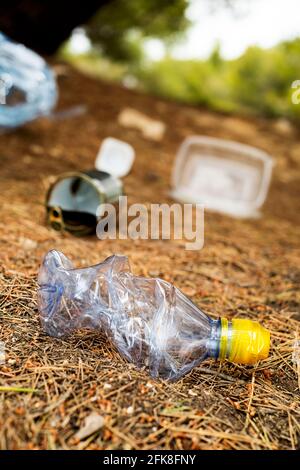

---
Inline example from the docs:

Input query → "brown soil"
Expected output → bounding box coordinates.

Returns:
[0,65,299,450]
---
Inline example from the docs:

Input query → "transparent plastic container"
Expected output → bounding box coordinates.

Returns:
[0,32,57,130]
[171,136,273,218]
[38,250,270,381]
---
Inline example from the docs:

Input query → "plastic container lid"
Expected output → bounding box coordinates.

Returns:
[95,137,135,178]
[171,136,273,218]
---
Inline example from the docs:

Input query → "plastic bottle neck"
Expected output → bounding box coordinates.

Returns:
[207,318,222,359]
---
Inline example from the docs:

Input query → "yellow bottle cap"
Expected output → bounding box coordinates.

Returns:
[219,318,270,365]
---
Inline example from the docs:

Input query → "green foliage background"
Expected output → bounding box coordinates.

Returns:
[61,0,300,121]
[87,0,189,63]
[137,40,300,120]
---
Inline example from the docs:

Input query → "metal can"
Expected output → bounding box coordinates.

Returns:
[46,169,123,236]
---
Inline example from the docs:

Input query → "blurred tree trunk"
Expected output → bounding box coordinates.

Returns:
[0,0,111,55]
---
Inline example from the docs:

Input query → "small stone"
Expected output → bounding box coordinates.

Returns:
[49,147,62,158]
[30,144,44,155]
[118,107,166,141]
[74,412,104,441]
[146,382,154,389]
[272,118,294,136]
[148,270,160,277]
[20,237,37,251]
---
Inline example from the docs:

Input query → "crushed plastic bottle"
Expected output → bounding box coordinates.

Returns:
[0,32,57,130]
[38,250,270,380]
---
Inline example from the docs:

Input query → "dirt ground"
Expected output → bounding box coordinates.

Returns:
[0,65,299,450]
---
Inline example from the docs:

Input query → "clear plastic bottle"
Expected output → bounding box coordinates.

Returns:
[0,33,57,130]
[38,250,270,380]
